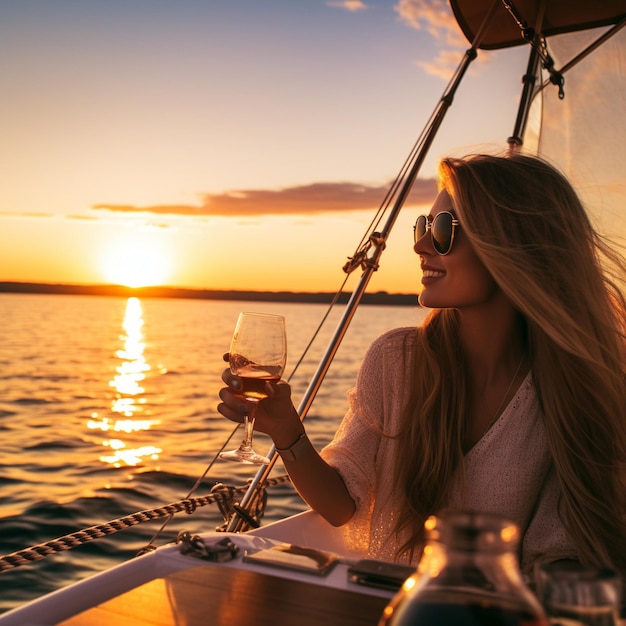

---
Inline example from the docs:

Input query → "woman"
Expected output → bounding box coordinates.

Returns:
[218,152,626,577]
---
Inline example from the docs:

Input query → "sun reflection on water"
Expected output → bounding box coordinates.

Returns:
[87,297,163,468]
[111,297,149,400]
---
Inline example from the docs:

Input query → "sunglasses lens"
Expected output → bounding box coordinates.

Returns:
[414,215,428,244]
[431,212,453,254]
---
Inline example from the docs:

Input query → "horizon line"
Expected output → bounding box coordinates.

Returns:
[0,280,420,306]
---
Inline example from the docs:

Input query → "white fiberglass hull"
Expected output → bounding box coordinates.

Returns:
[0,511,394,626]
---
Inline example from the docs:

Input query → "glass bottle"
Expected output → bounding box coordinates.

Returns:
[378,511,549,626]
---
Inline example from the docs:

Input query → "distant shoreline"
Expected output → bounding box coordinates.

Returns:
[0,281,419,306]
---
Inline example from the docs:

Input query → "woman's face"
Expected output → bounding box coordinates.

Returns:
[414,190,498,309]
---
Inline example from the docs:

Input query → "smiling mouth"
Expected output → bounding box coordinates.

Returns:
[422,269,444,279]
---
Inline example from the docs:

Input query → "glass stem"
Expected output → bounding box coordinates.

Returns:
[240,405,257,451]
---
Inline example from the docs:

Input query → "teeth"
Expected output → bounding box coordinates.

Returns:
[423,269,443,278]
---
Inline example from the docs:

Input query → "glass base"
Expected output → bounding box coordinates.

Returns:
[219,446,270,465]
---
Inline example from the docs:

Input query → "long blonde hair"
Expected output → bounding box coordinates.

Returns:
[394,153,626,572]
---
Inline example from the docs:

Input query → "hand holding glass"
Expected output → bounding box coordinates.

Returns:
[219,312,287,465]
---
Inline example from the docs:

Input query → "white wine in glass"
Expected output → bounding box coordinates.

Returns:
[219,312,287,465]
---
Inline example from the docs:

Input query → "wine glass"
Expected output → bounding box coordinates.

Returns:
[535,561,622,626]
[219,312,287,465]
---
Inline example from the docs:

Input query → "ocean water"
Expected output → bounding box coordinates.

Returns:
[0,293,425,613]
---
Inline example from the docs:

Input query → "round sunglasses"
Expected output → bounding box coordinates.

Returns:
[413,211,459,255]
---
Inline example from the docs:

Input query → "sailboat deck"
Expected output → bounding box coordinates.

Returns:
[57,561,390,626]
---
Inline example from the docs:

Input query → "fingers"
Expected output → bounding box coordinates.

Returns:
[217,387,247,424]
[218,368,247,423]
[216,402,243,424]
[217,369,297,433]
[221,368,241,390]
[264,381,276,398]
[263,378,293,403]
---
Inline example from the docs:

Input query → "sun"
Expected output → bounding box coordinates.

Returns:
[100,236,172,288]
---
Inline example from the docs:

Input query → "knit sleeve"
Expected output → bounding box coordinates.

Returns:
[321,327,415,519]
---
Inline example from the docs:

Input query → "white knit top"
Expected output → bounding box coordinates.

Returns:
[320,327,576,575]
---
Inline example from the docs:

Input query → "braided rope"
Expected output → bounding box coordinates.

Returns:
[0,475,291,573]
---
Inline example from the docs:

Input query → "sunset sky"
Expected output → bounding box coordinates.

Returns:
[0,0,529,294]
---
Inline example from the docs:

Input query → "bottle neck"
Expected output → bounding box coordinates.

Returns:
[419,540,522,578]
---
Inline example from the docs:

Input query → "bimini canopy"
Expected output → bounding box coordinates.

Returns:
[450,0,626,49]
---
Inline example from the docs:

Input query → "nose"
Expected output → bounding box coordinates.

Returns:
[413,231,433,256]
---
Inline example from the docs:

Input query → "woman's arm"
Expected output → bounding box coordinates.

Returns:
[217,369,356,526]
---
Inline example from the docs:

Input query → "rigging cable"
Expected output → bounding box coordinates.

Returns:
[0,476,291,572]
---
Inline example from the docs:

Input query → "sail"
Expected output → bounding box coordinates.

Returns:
[524,25,626,243]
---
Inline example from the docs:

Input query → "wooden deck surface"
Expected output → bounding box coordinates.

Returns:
[58,563,390,626]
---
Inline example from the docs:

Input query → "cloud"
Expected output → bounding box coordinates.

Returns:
[91,203,205,216]
[0,211,55,218]
[395,0,469,78]
[92,178,438,218]
[327,0,484,81]
[417,48,469,80]
[396,0,464,44]
[326,0,368,11]
[67,214,100,221]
